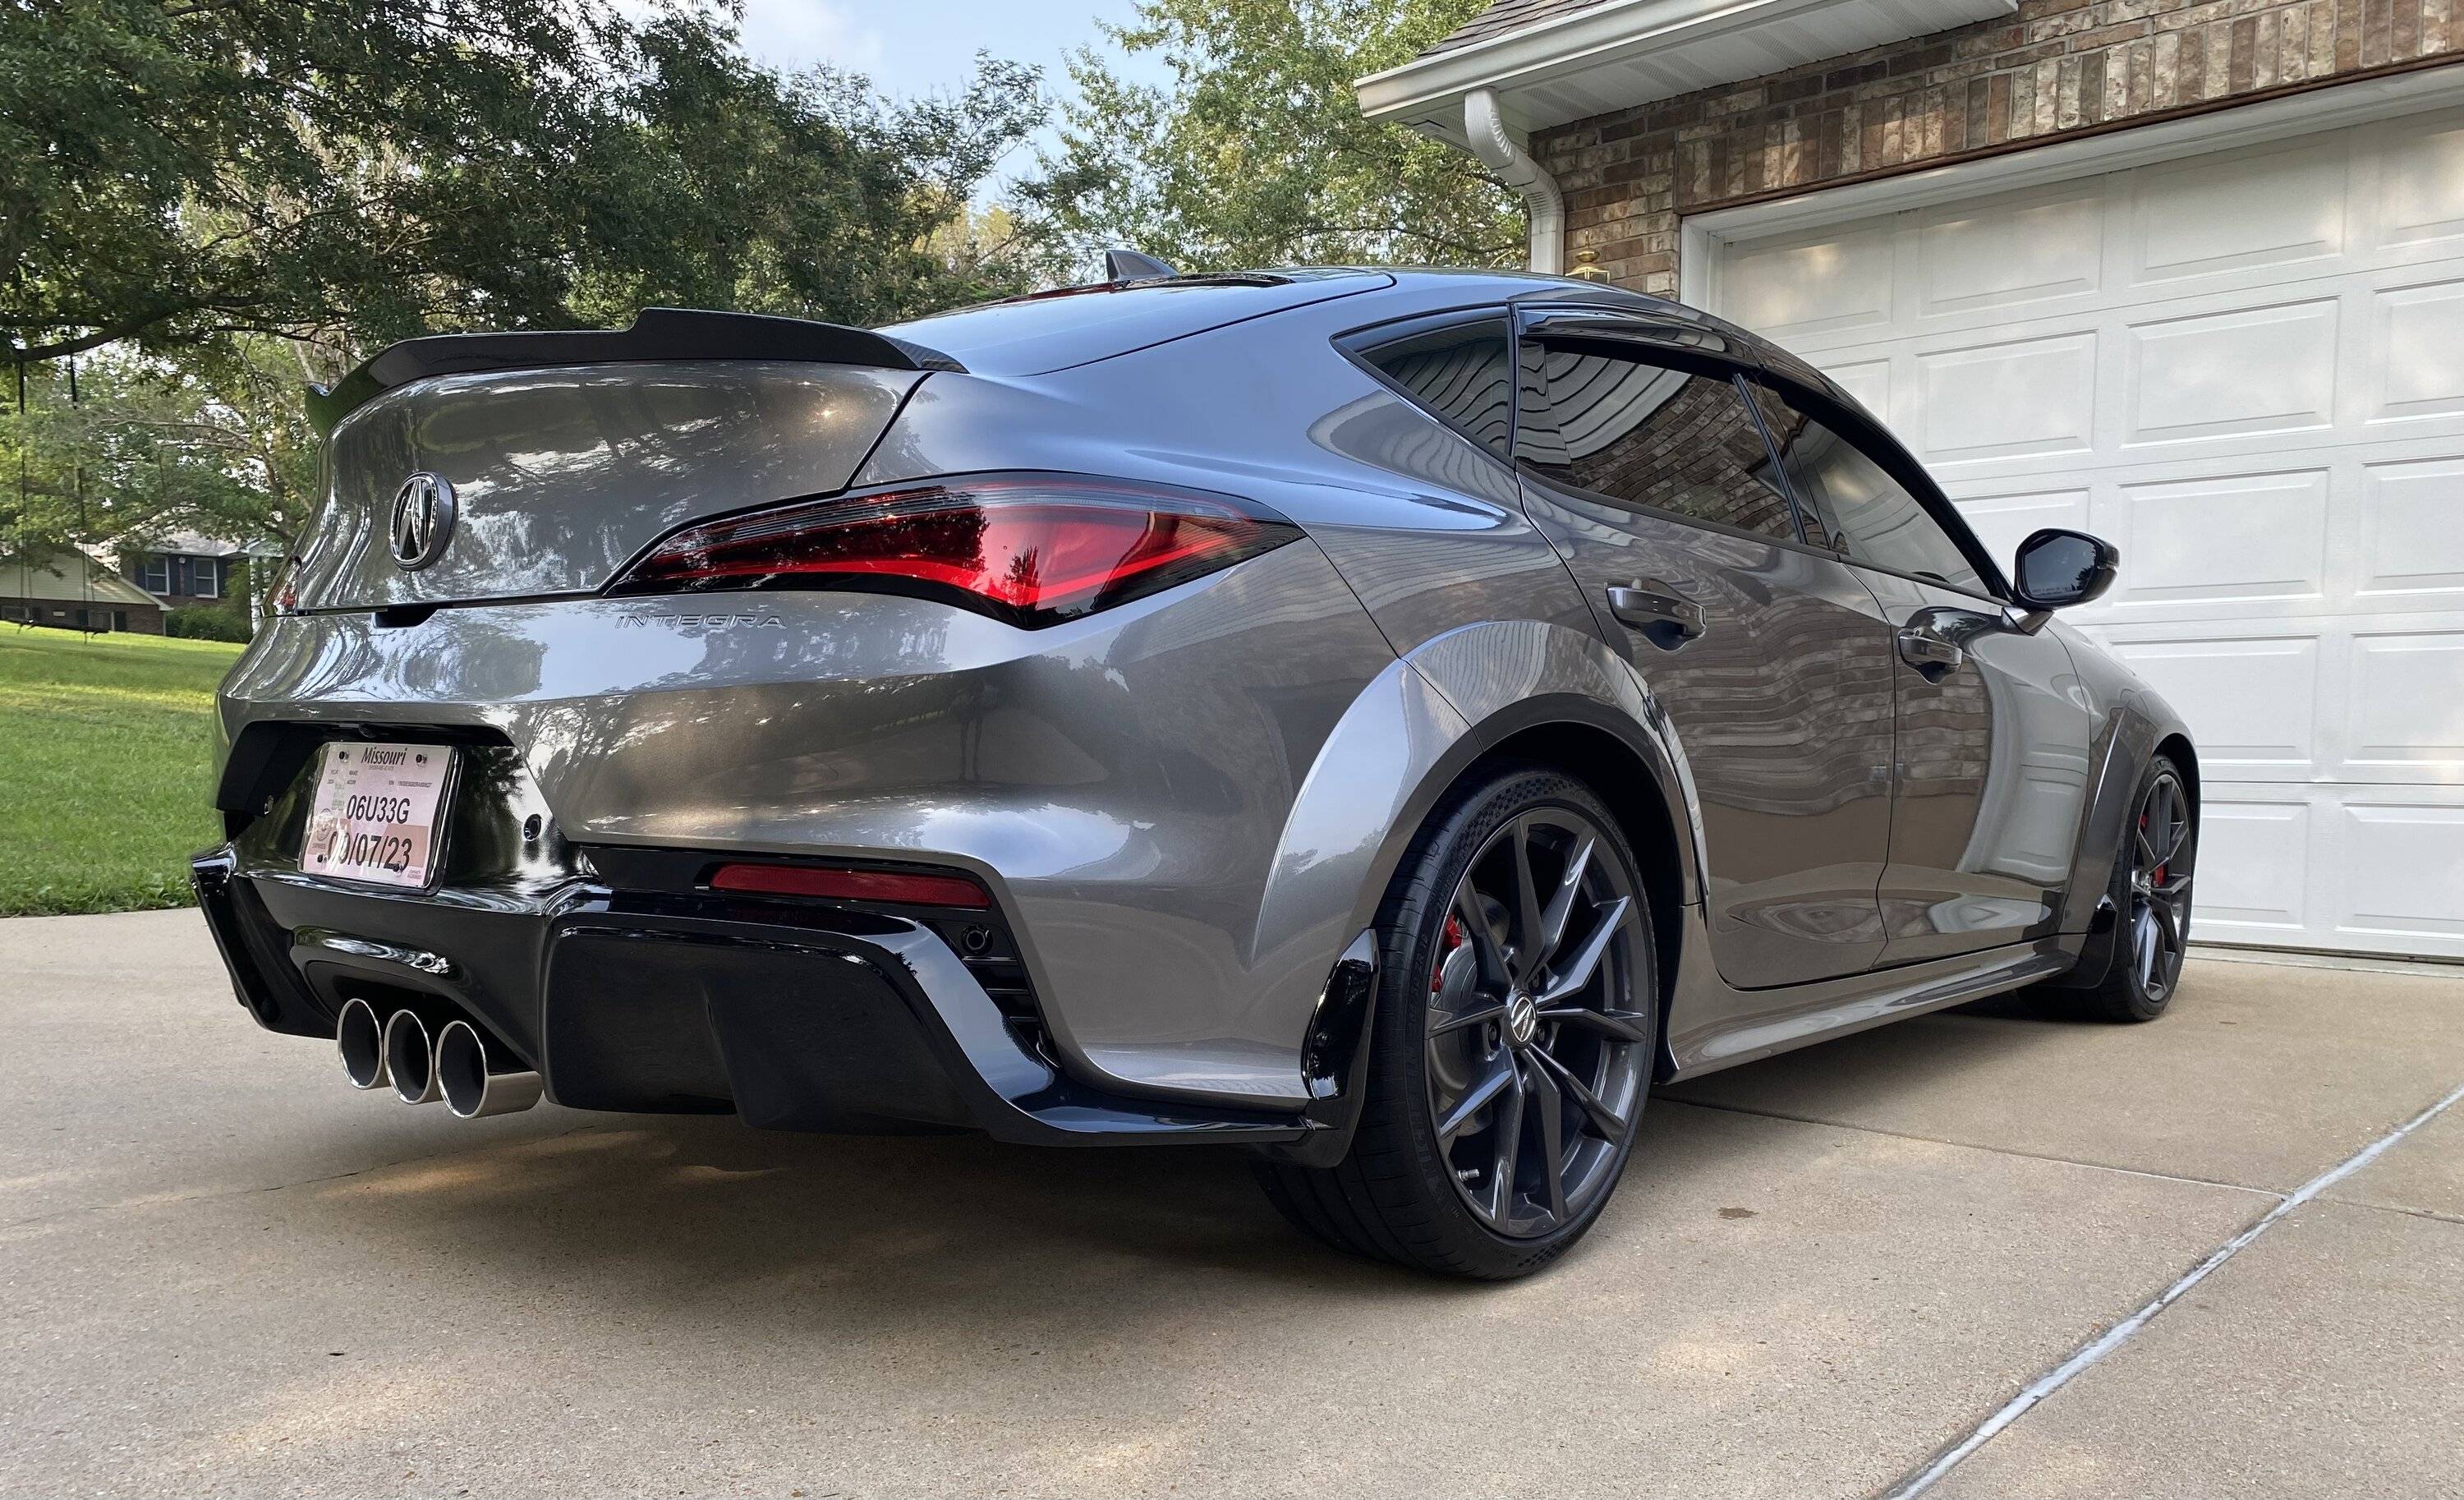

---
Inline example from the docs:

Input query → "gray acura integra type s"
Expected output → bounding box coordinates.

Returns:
[194,266,2200,1279]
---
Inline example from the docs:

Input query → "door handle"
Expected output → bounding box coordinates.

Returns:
[1896,622,1965,676]
[1606,583,1707,649]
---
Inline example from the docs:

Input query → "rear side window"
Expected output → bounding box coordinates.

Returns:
[1521,343,1799,543]
[1753,390,1987,593]
[1357,319,1515,458]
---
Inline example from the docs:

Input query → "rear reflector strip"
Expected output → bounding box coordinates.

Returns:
[707,863,991,909]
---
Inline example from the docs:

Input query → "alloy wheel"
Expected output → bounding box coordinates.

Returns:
[1423,808,1648,1239]
[2129,770,2195,1003]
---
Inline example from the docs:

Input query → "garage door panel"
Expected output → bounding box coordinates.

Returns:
[2128,136,2350,283]
[2192,797,2313,938]
[1917,180,2104,317]
[2123,299,2339,445]
[2370,107,2464,253]
[2101,635,2319,776]
[1818,354,1892,419]
[1719,221,1895,337]
[1917,332,2097,461]
[2113,468,2331,606]
[2366,278,2464,422]
[1951,488,2091,580]
[2342,631,2464,777]
[2333,801,2464,950]
[2359,456,2464,599]
[1711,104,2464,956]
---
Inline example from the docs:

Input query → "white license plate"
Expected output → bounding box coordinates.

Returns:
[299,742,456,890]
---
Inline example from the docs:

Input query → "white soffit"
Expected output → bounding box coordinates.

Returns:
[1358,0,2018,143]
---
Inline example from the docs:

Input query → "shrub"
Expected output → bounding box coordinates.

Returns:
[166,604,254,642]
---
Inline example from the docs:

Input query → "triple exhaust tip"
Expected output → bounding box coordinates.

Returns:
[335,998,542,1118]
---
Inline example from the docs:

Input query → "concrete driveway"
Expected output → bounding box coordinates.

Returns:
[2,910,2458,1498]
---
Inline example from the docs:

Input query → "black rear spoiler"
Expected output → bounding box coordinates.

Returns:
[304,307,967,435]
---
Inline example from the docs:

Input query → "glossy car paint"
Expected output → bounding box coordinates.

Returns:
[1855,569,2098,967]
[292,361,923,611]
[212,269,2195,1120]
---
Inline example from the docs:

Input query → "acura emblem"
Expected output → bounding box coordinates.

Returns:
[389,472,457,570]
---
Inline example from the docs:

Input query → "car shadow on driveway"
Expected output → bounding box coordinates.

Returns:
[269,969,2207,1312]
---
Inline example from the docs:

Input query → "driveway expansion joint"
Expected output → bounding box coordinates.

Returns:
[1872,1074,2464,1500]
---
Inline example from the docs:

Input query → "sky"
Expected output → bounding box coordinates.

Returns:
[729,0,1177,190]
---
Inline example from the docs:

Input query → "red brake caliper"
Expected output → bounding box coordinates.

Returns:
[1432,913,1465,992]
[2143,811,2166,886]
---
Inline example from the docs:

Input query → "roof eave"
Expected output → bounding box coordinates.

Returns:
[1357,0,2018,142]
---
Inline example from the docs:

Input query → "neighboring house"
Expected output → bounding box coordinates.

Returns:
[1,553,165,634]
[110,531,280,612]
[1358,11,2464,962]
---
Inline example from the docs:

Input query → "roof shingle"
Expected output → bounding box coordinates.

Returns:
[1420,0,1611,57]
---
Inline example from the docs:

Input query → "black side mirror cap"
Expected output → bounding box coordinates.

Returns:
[2011,528,2118,611]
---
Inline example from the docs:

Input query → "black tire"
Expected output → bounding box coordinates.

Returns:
[1254,766,1657,1279]
[2035,752,2195,1023]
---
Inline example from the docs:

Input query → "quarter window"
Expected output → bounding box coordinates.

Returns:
[1754,391,1987,593]
[1522,343,1799,544]
[1358,319,1515,458]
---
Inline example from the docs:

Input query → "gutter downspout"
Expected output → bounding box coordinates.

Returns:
[1463,87,1564,275]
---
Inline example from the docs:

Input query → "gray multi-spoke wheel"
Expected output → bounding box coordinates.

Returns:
[2033,752,2195,1023]
[1425,808,1648,1238]
[2127,766,2194,1006]
[1253,766,1657,1278]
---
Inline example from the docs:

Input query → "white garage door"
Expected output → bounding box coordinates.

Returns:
[1706,104,2464,959]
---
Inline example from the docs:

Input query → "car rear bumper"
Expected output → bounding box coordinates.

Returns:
[190,847,1372,1155]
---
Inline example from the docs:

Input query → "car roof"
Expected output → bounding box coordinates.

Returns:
[879,270,1398,377]
[880,266,1828,388]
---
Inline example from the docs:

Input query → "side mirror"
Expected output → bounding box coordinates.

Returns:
[2011,528,2118,611]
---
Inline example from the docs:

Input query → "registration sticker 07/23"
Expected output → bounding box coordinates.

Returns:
[300,741,454,890]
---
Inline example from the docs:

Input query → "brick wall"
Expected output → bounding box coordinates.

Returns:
[1536,0,2464,294]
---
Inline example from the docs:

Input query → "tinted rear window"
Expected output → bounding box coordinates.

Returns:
[880,272,1391,376]
[1357,318,1513,458]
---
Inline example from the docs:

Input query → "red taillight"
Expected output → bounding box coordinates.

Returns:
[708,863,991,908]
[606,472,1299,626]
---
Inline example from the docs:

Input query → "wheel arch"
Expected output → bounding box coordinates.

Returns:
[2156,731,2200,818]
[1456,718,1692,1041]
[1248,620,1708,1087]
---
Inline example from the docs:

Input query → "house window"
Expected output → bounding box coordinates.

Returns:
[136,556,169,595]
[191,557,219,599]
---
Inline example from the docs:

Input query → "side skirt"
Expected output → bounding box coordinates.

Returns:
[1661,904,2080,1083]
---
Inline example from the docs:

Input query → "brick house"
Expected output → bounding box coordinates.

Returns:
[1,553,166,634]
[1358,10,2464,959]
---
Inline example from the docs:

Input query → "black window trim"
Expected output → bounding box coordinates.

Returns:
[1510,325,1841,563]
[1744,370,2016,605]
[1333,305,1524,480]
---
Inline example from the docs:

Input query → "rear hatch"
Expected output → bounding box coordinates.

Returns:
[287,311,939,611]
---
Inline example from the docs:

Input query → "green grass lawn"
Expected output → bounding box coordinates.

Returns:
[0,628,245,915]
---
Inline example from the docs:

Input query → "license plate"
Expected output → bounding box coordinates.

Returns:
[299,742,456,889]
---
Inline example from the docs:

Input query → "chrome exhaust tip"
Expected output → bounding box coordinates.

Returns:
[436,1019,544,1120]
[382,1009,442,1105]
[337,997,389,1091]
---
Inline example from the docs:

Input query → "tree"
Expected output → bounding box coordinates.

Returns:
[2,0,1044,375]
[2,1,1048,568]
[1016,0,1520,276]
[0,340,312,568]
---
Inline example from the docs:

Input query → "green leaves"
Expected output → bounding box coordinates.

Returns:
[0,1,1045,561]
[1016,0,1521,275]
[2,1,1045,369]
